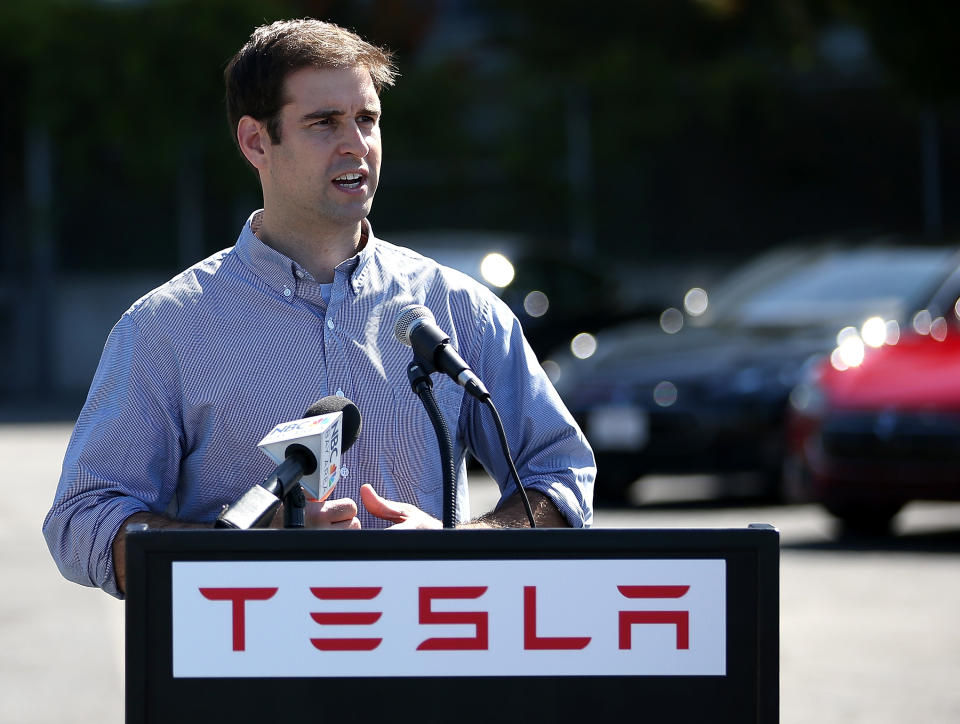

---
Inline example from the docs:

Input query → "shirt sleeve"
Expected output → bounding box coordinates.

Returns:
[462,293,595,527]
[42,312,184,598]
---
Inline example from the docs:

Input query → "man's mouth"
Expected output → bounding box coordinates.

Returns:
[332,172,365,190]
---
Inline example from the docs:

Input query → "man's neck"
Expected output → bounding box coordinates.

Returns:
[255,211,365,283]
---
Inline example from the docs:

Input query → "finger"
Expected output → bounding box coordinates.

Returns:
[326,517,362,530]
[321,497,359,520]
[305,497,358,527]
[359,484,407,523]
[386,511,442,530]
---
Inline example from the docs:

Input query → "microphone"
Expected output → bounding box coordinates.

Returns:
[394,305,490,400]
[215,396,362,529]
[394,306,536,527]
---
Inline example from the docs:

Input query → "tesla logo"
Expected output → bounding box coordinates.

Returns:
[198,587,278,651]
[618,585,690,650]
[196,583,691,653]
[173,559,725,678]
[310,587,383,651]
[417,586,489,650]
[523,586,591,650]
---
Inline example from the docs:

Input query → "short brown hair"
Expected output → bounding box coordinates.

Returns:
[224,18,397,147]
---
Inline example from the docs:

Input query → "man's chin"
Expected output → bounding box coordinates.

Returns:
[319,198,374,227]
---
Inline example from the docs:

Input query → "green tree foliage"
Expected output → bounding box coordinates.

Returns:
[0,0,956,272]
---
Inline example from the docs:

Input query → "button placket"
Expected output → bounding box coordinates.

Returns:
[323,304,354,416]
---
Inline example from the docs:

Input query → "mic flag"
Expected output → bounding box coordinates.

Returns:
[257,396,362,502]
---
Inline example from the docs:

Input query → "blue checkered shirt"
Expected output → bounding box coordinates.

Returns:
[43,212,595,597]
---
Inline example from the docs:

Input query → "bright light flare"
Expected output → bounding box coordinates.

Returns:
[829,348,849,372]
[860,317,887,348]
[480,253,515,288]
[832,336,865,370]
[683,287,709,316]
[836,326,859,347]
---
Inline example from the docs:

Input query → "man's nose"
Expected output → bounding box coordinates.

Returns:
[339,122,370,158]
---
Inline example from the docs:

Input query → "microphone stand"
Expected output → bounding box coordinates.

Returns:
[215,451,313,530]
[283,486,306,528]
[407,358,457,528]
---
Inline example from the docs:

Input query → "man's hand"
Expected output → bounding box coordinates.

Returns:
[303,497,362,529]
[465,489,571,528]
[112,512,210,595]
[360,484,442,529]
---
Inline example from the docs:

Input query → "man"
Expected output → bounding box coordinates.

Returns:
[43,19,594,598]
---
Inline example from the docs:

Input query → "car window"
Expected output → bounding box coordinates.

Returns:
[721,249,952,326]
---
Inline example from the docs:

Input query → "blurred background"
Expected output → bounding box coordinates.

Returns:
[2,0,958,405]
[3,3,960,723]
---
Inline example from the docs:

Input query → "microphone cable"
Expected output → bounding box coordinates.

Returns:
[481,396,537,528]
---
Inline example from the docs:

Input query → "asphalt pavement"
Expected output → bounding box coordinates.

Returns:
[1,422,124,724]
[4,423,960,723]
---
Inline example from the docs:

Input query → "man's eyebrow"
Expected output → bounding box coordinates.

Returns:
[300,108,342,123]
[300,107,381,123]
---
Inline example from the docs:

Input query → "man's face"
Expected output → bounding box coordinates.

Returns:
[264,65,382,228]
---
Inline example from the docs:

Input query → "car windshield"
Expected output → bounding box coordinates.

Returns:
[710,248,954,327]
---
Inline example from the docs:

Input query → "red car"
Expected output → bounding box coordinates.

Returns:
[787,282,960,533]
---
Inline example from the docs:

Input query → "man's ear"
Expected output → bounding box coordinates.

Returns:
[237,115,270,171]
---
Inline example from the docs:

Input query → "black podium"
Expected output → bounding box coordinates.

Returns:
[125,527,778,723]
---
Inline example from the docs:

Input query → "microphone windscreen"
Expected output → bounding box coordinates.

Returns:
[304,395,362,453]
[394,304,434,347]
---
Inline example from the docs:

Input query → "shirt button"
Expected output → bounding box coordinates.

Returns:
[336,388,344,397]
[341,466,349,478]
[295,270,304,278]
[283,287,292,297]
[327,319,335,330]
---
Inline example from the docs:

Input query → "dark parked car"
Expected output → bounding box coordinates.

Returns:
[786,259,960,533]
[549,243,957,502]
[498,255,640,360]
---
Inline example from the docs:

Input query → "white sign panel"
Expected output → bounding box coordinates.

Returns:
[172,558,725,678]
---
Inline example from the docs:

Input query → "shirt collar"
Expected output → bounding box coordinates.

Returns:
[234,210,378,298]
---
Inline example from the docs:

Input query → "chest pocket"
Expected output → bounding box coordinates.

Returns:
[390,376,465,511]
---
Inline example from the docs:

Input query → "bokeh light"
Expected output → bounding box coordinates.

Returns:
[836,326,859,347]
[541,359,561,384]
[885,319,901,345]
[653,380,678,407]
[480,253,515,288]
[931,316,948,341]
[660,307,684,334]
[836,336,865,368]
[829,347,849,372]
[523,291,549,318]
[570,332,598,359]
[861,316,887,348]
[683,287,709,316]
[913,309,932,335]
